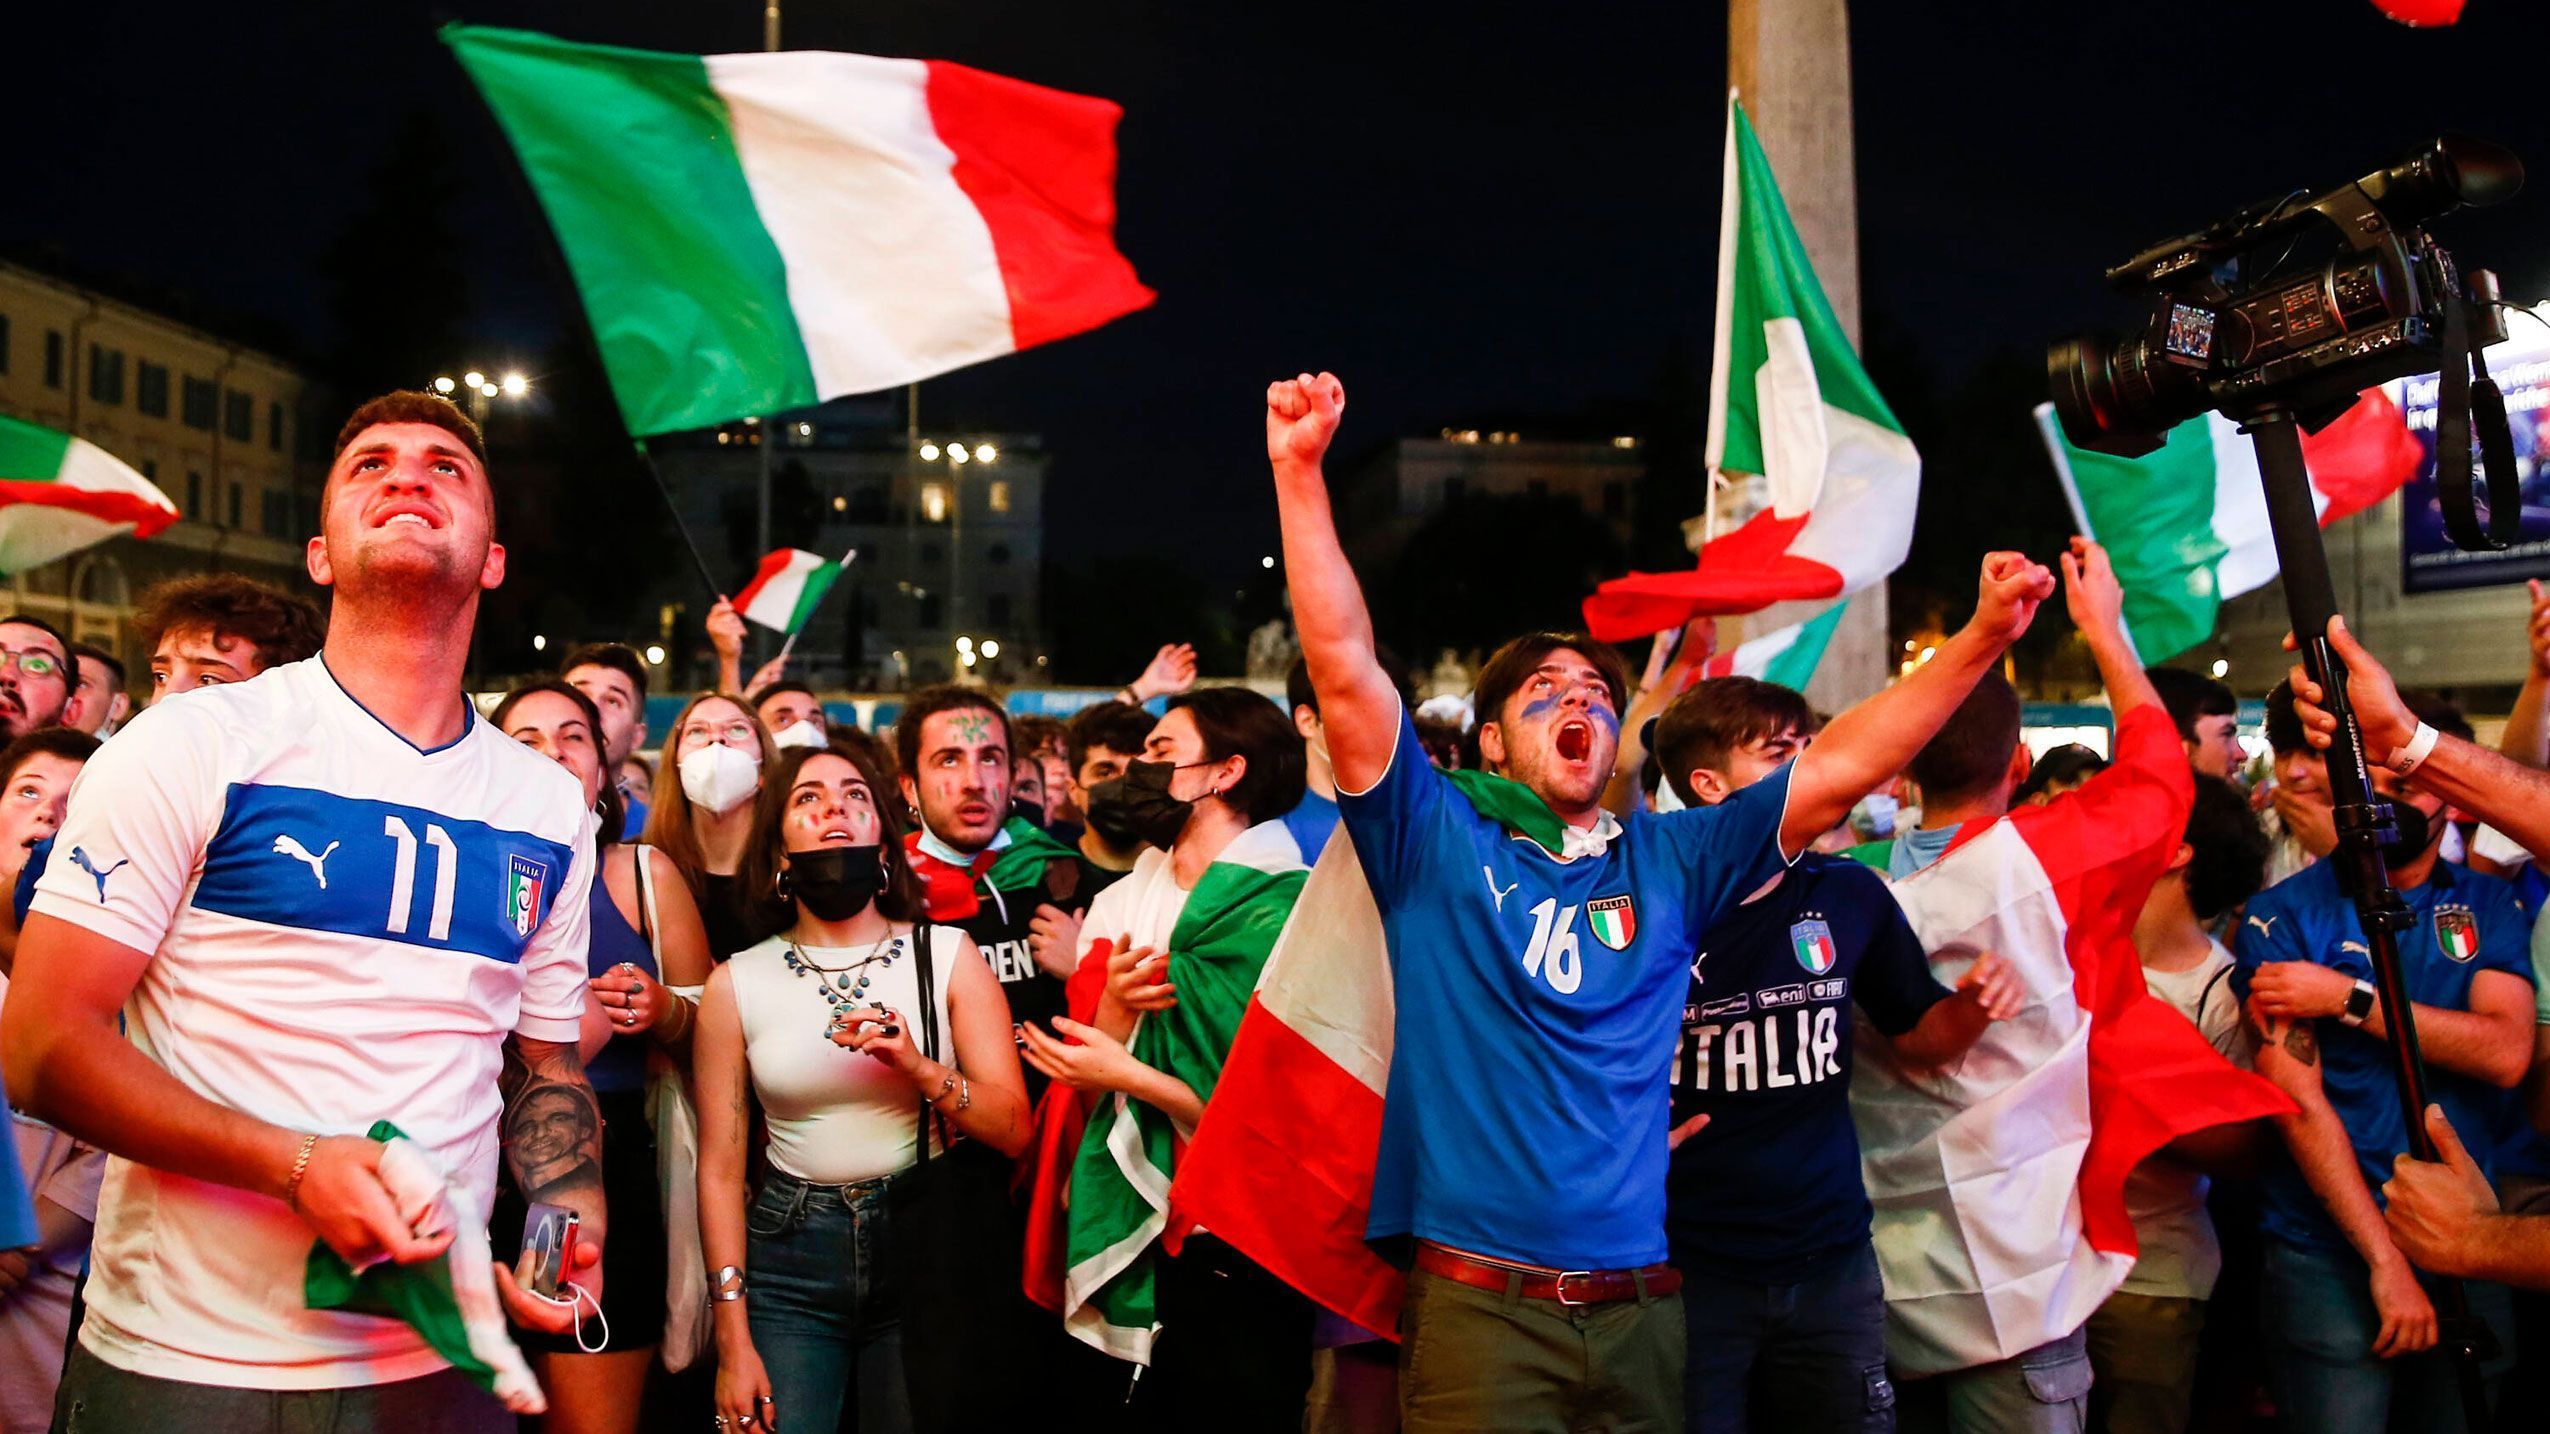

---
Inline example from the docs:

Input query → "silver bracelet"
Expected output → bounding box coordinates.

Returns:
[712,1264,746,1302]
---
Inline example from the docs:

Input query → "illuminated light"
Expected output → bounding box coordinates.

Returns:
[981,639,1001,659]
[832,495,847,511]
[1918,646,1936,664]
[956,635,974,654]
[1035,656,1047,667]
[974,444,997,464]
[949,444,971,465]
[717,432,730,445]
[1612,436,1638,449]
[433,376,456,394]
[919,442,941,461]
[500,373,529,397]
[480,383,500,398]
[1261,555,1276,569]
[797,422,812,436]
[961,651,978,668]
[644,645,667,665]
[463,372,485,389]
[2210,658,2230,678]
[1904,639,1917,651]
[532,634,547,652]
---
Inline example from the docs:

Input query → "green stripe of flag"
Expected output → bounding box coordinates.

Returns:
[0,414,74,479]
[2041,408,2228,663]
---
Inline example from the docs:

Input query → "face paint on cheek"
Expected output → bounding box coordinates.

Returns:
[1588,704,1620,737]
[1518,694,1566,726]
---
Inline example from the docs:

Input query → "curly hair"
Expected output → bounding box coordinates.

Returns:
[134,574,324,673]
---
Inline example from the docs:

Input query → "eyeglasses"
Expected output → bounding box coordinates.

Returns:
[0,648,65,681]
[680,720,759,747]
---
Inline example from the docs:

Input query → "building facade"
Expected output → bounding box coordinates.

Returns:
[0,261,324,682]
[1338,429,1644,571]
[648,402,1048,690]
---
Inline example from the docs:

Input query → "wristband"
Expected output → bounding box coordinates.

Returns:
[2384,722,2440,776]
[284,1134,318,1210]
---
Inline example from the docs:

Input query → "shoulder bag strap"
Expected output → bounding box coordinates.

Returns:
[634,844,662,958]
[910,921,949,1163]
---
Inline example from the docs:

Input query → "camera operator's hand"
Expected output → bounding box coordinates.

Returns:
[2059,537,2126,645]
[1965,551,2056,648]
[2382,1104,2502,1283]
[2284,616,2415,760]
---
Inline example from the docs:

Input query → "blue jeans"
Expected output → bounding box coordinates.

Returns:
[1681,1241,1894,1433]
[745,1171,913,1434]
[2259,1237,2514,1433]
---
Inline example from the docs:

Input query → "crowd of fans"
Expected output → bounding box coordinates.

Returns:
[0,380,2547,1434]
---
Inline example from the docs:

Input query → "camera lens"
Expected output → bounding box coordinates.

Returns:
[2046,333,2200,457]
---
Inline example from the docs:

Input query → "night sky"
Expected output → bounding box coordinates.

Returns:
[11,0,2547,609]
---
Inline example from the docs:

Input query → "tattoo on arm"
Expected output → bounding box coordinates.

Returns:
[502,1036,604,1206]
[2283,1019,2320,1068]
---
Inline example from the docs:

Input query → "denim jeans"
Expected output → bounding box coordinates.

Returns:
[745,1171,912,1434]
[1681,1241,1894,1433]
[2259,1237,2513,1434]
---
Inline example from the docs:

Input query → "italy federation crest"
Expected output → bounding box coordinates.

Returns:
[507,854,549,938]
[2434,905,2480,964]
[1587,895,1637,951]
[1791,917,1837,976]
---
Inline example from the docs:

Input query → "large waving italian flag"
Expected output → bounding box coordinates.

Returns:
[1051,823,1307,1362]
[0,414,179,573]
[444,25,1153,437]
[2035,392,2421,663]
[1584,97,1918,643]
[1852,706,2294,1374]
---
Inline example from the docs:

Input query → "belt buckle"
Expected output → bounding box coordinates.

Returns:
[1553,1270,1600,1306]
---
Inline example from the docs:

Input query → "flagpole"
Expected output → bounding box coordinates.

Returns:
[633,441,726,598]
[753,0,783,664]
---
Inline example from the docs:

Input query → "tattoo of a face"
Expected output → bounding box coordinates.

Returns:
[2283,1019,2319,1068]
[502,1040,605,1204]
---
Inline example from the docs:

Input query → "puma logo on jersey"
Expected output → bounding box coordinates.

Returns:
[273,836,341,889]
[1484,866,1518,912]
[68,846,129,902]
[2247,914,2280,940]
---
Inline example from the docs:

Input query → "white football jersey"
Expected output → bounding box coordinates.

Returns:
[30,656,594,1389]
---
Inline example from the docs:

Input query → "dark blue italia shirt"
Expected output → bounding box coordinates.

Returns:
[2233,858,2534,1253]
[1666,853,1949,1283]
[1340,709,1794,1271]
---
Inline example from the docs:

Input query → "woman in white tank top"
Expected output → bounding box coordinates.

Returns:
[693,746,1030,1434]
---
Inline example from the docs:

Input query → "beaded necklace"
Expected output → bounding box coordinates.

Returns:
[781,927,908,1027]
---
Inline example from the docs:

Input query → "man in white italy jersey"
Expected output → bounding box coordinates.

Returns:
[2,391,602,1433]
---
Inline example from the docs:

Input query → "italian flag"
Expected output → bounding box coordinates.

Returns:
[1584,97,1919,643]
[733,547,850,634]
[0,414,179,572]
[1168,770,1575,1338]
[1852,707,2294,1374]
[1042,823,1308,1362]
[1700,600,1848,690]
[2035,391,2422,662]
[444,25,1153,437]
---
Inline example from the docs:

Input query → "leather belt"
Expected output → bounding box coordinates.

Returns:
[1413,1243,1682,1305]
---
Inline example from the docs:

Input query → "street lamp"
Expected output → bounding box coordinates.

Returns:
[432,366,534,425]
[916,438,999,682]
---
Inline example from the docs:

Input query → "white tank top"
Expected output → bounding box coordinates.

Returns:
[728,923,961,1184]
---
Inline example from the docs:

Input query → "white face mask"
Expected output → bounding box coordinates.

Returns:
[771,719,827,751]
[678,742,762,816]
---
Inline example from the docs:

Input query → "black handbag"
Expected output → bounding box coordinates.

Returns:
[888,922,1044,1431]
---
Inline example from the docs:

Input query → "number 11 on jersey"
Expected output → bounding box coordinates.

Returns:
[383,815,458,941]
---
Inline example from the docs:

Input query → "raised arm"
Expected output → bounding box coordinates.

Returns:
[1267,373,1399,794]
[2287,616,2550,865]
[2062,537,2161,718]
[2499,580,2550,769]
[1782,551,2052,853]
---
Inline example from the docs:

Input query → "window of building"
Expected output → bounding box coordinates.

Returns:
[224,391,253,443]
[988,594,1013,626]
[919,543,943,564]
[849,482,888,523]
[988,543,1012,566]
[141,458,158,481]
[228,483,244,529]
[988,481,1012,514]
[262,490,293,537]
[136,362,169,417]
[1603,481,1626,517]
[921,482,949,523]
[919,593,944,630]
[44,331,65,390]
[185,471,203,516]
[88,346,125,406]
[182,376,216,430]
[268,401,285,452]
[0,314,10,374]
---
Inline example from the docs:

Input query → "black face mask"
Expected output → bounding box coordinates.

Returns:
[2379,798,2438,869]
[1116,759,1200,849]
[1081,775,1149,848]
[782,844,887,921]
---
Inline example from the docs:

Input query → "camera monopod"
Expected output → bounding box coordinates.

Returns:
[2246,406,2497,1431]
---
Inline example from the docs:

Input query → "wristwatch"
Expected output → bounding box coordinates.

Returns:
[2339,979,2377,1029]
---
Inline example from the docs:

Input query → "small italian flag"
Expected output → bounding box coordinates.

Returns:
[734,548,851,634]
[2034,391,2422,662]
[0,413,179,573]
[1702,601,1849,691]
[444,25,1154,438]
[1584,96,1919,642]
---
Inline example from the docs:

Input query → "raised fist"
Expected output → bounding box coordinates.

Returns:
[1267,372,1346,469]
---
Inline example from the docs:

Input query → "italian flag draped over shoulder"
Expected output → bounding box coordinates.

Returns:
[2035,392,2420,662]
[1168,771,1572,1338]
[0,414,178,572]
[443,25,1153,437]
[734,547,849,634]
[1055,823,1308,1361]
[1850,707,2294,1374]
[1584,97,1919,643]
